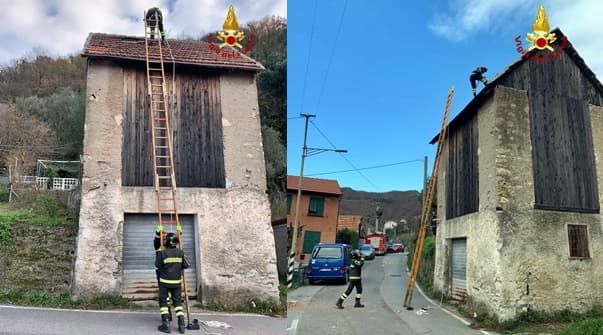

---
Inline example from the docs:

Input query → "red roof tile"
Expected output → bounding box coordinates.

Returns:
[82,33,263,71]
[287,175,342,196]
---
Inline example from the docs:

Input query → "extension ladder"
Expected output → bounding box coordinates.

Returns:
[143,12,181,245]
[403,86,454,309]
[143,11,198,330]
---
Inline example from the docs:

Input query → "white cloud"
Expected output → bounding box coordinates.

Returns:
[428,0,536,41]
[0,0,285,66]
[428,0,603,77]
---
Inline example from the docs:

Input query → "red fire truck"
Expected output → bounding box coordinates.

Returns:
[365,233,386,256]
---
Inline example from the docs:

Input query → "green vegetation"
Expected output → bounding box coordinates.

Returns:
[195,278,287,317]
[560,320,603,335]
[0,290,139,310]
[464,307,603,334]
[336,228,359,248]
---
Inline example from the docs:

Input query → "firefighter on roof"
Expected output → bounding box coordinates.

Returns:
[146,6,165,42]
[470,66,489,96]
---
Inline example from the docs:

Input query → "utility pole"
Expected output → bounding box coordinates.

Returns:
[287,114,347,289]
[287,113,314,289]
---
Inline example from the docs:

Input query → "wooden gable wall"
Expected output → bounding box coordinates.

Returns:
[499,49,603,212]
[122,64,225,188]
[446,115,479,219]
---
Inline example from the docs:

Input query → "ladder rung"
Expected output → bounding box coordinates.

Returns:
[160,220,177,225]
[155,127,167,130]
[156,136,168,139]
[156,165,171,168]
[149,68,162,71]
[157,176,171,179]
[159,187,173,190]
[153,117,166,121]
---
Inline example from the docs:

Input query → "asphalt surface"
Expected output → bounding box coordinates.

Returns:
[287,252,496,335]
[0,305,286,335]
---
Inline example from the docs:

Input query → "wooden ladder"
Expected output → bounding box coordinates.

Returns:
[143,11,197,327]
[403,86,454,309]
[143,12,181,245]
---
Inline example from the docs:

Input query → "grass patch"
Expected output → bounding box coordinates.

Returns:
[463,306,603,334]
[0,195,75,250]
[87,294,139,310]
[561,320,603,335]
[0,289,140,310]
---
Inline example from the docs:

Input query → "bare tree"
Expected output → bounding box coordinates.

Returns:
[0,103,58,183]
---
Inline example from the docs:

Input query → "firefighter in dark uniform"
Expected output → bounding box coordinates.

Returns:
[336,249,365,309]
[470,66,489,96]
[154,225,181,322]
[146,6,165,42]
[156,232,189,333]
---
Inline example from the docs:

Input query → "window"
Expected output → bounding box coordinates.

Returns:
[308,197,325,217]
[287,194,292,214]
[568,225,590,258]
[302,231,321,254]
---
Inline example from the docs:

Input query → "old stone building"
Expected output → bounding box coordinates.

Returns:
[432,28,603,320]
[72,33,279,305]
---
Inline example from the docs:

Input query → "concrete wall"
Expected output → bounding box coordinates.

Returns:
[434,85,603,320]
[73,61,280,305]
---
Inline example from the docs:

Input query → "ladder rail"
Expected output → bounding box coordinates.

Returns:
[143,10,192,323]
[403,86,454,309]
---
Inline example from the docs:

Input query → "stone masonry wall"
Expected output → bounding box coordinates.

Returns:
[435,85,603,321]
[73,64,279,304]
[72,60,125,297]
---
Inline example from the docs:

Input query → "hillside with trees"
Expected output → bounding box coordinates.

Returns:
[339,187,423,236]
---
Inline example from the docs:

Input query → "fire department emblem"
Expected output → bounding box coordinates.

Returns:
[216,5,245,49]
[526,5,556,52]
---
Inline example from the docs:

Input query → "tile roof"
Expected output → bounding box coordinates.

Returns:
[287,175,342,196]
[82,33,263,71]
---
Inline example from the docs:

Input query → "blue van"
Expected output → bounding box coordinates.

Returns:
[306,243,352,284]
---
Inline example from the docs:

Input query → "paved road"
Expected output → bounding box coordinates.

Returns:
[0,305,286,335]
[287,253,495,335]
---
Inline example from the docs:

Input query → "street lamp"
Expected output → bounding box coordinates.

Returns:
[287,114,347,289]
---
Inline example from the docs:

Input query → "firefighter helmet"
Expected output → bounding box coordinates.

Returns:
[351,249,361,259]
[164,232,179,247]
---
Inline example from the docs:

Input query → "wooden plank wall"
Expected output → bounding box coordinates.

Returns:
[499,49,601,212]
[446,117,479,219]
[122,65,225,187]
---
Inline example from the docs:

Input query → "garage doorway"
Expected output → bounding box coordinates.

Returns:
[451,237,467,300]
[122,213,198,299]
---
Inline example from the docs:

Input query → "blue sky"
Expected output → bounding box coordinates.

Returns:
[287,0,603,193]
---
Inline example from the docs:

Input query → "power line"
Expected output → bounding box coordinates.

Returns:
[309,120,377,188]
[299,0,318,115]
[315,0,348,113]
[306,159,424,176]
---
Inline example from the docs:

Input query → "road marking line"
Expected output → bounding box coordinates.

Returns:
[0,304,271,318]
[288,319,298,335]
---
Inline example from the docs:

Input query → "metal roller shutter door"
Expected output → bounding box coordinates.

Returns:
[123,214,198,299]
[451,238,467,300]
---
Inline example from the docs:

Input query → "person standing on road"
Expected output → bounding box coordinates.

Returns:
[336,250,365,309]
[156,232,189,333]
